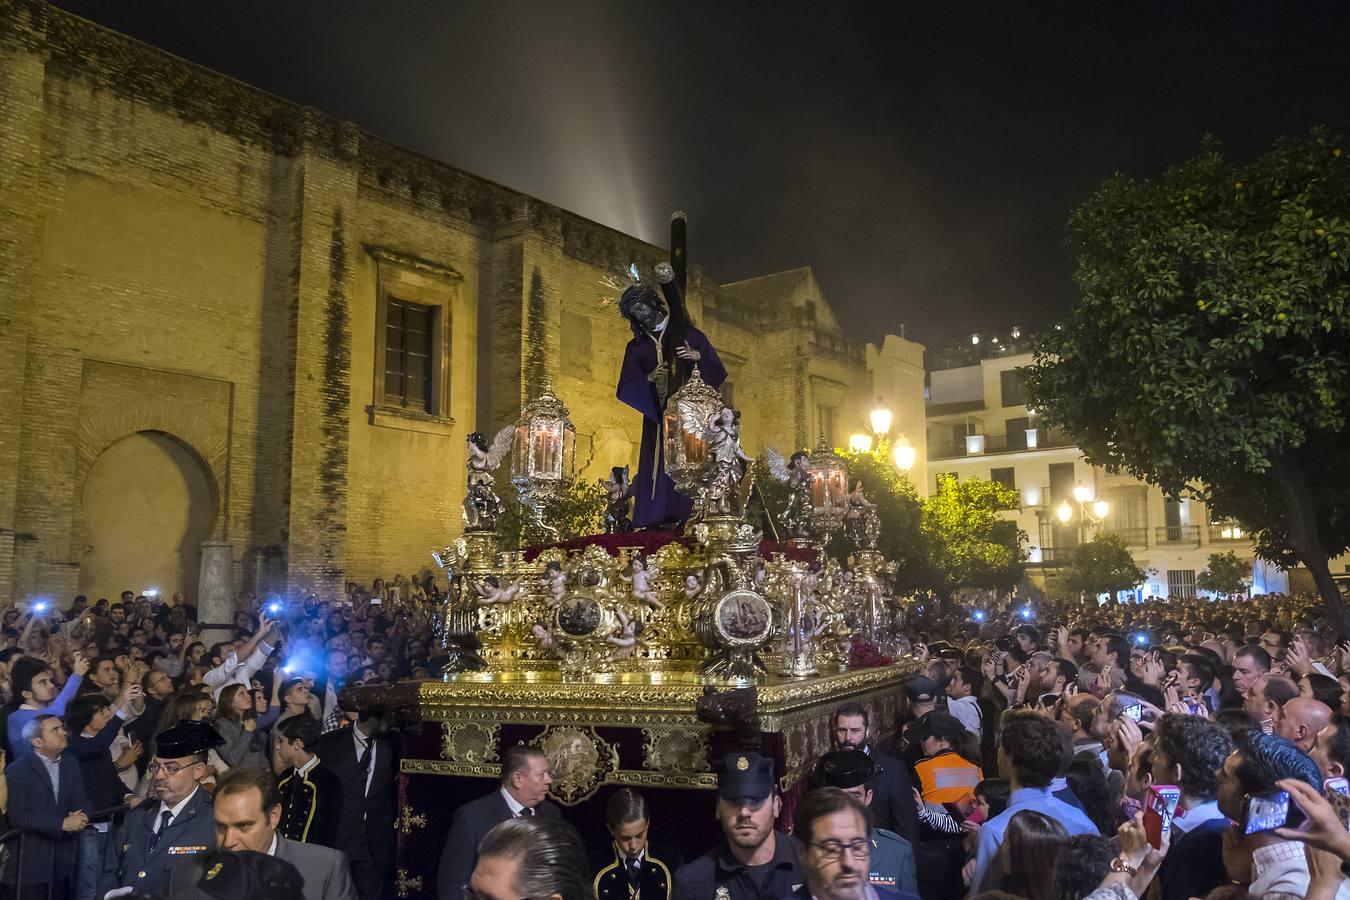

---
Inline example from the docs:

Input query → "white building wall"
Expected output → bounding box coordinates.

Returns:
[925,353,1293,598]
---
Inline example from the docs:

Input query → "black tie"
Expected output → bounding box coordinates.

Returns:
[148,810,172,852]
[520,806,535,817]
[627,858,641,886]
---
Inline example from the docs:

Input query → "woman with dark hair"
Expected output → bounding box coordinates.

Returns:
[1302,671,1345,712]
[1066,757,1117,836]
[911,711,983,804]
[1051,833,1115,900]
[1000,809,1068,900]
[213,683,268,770]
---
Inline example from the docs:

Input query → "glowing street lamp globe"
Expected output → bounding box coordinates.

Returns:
[848,433,873,454]
[869,405,892,436]
[1072,481,1092,504]
[1056,501,1073,524]
[1092,499,1110,520]
[893,435,916,472]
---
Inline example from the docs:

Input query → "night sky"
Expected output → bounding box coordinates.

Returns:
[53,1,1350,348]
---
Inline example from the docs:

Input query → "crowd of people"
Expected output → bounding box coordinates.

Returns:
[0,586,407,900]
[3,582,1350,900]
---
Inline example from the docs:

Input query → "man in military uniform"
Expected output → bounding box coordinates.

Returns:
[112,720,222,896]
[810,750,917,895]
[670,752,803,900]
[592,788,682,900]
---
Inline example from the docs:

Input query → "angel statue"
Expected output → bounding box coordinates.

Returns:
[463,426,514,531]
[470,575,521,605]
[623,554,663,609]
[842,480,881,549]
[542,561,567,607]
[705,407,753,516]
[606,607,644,659]
[764,448,813,538]
[600,465,634,534]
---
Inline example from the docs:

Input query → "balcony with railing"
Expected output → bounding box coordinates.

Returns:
[929,427,1078,460]
[1208,522,1249,543]
[1101,527,1149,547]
[1156,525,1201,547]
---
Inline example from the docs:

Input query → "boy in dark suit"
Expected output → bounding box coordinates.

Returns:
[3,714,91,899]
[436,745,559,899]
[276,715,343,848]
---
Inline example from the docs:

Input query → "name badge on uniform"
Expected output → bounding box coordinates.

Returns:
[168,845,208,856]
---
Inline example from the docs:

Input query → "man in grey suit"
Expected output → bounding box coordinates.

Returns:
[436,745,560,899]
[183,767,358,900]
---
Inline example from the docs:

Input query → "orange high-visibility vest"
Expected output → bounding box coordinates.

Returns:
[914,750,983,804]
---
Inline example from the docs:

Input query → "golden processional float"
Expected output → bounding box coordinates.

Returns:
[361,375,915,896]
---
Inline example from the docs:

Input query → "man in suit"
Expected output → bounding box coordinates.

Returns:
[275,715,343,848]
[591,788,683,900]
[3,714,91,899]
[201,766,358,900]
[436,744,558,899]
[319,707,397,900]
[112,719,221,897]
[787,787,917,900]
[832,703,918,844]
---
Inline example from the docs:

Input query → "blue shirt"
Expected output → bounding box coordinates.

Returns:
[972,786,1099,892]
[8,674,83,759]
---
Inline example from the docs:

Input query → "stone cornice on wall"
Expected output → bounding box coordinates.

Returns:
[2,0,672,269]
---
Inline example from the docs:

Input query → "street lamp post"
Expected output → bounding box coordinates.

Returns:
[847,401,916,474]
[1055,480,1109,546]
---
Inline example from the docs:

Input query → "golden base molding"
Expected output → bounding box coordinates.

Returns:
[352,662,915,732]
[402,758,719,791]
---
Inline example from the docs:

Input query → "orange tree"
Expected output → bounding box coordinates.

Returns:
[1026,130,1350,634]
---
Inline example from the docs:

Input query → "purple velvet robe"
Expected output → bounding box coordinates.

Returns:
[616,326,726,528]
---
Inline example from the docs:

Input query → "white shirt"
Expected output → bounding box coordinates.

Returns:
[947,695,982,737]
[352,726,376,813]
[266,833,279,856]
[500,786,526,817]
[295,754,320,778]
[203,641,274,699]
[154,789,199,831]
[1171,799,1224,834]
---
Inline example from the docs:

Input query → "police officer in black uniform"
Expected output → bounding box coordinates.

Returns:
[670,752,803,900]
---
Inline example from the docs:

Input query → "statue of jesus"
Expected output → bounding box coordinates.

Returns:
[615,263,725,528]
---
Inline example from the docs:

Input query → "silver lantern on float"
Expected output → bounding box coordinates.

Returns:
[806,438,849,540]
[510,386,576,544]
[662,365,723,516]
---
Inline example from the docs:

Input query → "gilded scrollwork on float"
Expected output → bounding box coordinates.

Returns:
[641,726,711,776]
[535,725,620,806]
[441,721,502,765]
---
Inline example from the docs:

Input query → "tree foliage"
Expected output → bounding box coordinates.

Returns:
[1054,533,1147,600]
[751,446,929,590]
[1198,551,1249,597]
[1024,129,1350,633]
[493,477,606,550]
[835,447,928,590]
[921,475,1026,598]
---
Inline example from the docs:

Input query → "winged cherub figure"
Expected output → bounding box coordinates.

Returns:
[764,447,813,538]
[463,425,514,531]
